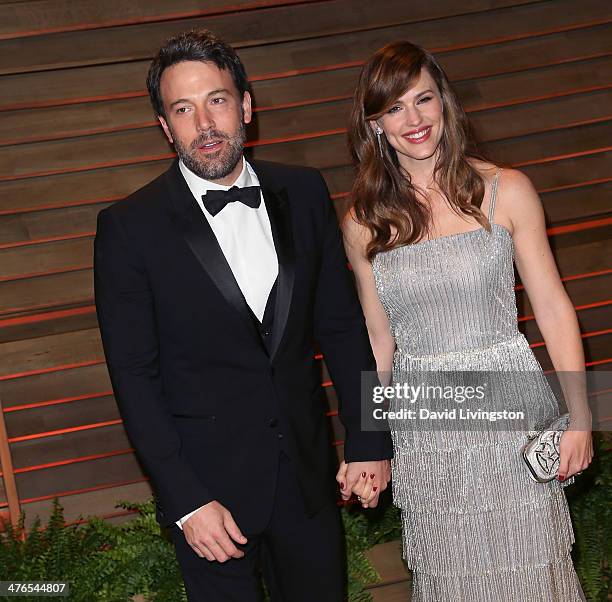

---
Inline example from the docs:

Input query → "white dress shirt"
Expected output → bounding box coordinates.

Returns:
[175,157,278,529]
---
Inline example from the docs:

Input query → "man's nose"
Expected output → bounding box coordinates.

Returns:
[195,107,215,132]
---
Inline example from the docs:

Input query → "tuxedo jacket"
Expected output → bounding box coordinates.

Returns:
[94,158,392,532]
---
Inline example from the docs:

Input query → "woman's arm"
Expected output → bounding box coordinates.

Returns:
[336,208,395,507]
[341,209,396,379]
[502,169,593,479]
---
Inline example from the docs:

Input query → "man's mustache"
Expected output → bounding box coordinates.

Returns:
[191,130,230,149]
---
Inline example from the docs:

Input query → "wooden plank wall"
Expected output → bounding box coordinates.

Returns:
[0,0,610,529]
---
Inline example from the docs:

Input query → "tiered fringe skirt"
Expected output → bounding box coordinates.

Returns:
[390,334,585,601]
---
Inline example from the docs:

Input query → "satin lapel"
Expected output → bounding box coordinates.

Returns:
[262,185,295,362]
[164,163,261,340]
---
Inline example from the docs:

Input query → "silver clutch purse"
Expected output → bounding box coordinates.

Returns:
[521,413,571,483]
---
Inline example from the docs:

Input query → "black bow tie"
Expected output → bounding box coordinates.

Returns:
[202,185,261,216]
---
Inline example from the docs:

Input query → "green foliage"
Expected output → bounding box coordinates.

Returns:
[342,499,403,602]
[566,432,612,601]
[0,499,185,602]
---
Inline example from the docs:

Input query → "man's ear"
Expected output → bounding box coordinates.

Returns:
[242,91,253,125]
[158,115,173,144]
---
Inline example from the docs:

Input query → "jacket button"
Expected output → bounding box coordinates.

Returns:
[277,433,284,440]
[268,418,278,428]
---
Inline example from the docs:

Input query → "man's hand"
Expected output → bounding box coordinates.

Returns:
[182,500,247,562]
[336,460,391,508]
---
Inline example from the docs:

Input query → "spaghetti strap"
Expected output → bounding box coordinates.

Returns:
[488,168,502,224]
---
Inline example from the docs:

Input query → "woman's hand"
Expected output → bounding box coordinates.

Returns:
[336,459,390,508]
[336,460,349,494]
[558,430,594,481]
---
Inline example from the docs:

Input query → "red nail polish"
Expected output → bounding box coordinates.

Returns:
[373,486,378,492]
[361,472,366,478]
[558,475,565,482]
[370,473,375,479]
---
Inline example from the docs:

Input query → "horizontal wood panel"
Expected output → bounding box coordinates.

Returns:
[0,237,93,280]
[484,122,612,166]
[0,0,537,75]
[9,422,130,470]
[0,308,99,344]
[17,480,152,529]
[2,23,611,146]
[0,0,309,38]
[14,452,145,502]
[0,327,102,379]
[470,88,612,144]
[0,363,111,409]
[0,269,92,315]
[328,413,345,444]
[526,331,611,370]
[1,0,608,109]
[548,223,611,251]
[0,203,107,246]
[6,394,118,438]
[517,271,612,315]
[521,304,611,342]
[540,181,612,224]
[0,161,171,215]
[520,152,611,192]
[553,237,612,279]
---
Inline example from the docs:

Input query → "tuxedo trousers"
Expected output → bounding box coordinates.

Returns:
[169,451,346,601]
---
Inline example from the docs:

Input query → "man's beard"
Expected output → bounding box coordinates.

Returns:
[173,120,246,181]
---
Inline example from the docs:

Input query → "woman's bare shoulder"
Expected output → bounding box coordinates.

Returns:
[468,158,499,181]
[342,206,370,237]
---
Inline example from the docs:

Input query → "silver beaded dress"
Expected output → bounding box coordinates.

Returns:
[371,171,585,601]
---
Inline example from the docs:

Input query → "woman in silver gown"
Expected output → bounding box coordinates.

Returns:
[338,42,594,600]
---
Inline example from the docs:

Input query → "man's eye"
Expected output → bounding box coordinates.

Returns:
[176,107,189,114]
[211,97,225,104]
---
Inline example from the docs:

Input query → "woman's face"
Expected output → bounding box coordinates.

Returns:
[373,67,444,171]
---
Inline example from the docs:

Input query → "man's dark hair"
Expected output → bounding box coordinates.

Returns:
[146,29,251,118]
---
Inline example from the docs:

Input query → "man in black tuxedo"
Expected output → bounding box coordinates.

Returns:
[94,29,391,601]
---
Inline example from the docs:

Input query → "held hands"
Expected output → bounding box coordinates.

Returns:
[558,430,594,482]
[336,460,391,508]
[182,500,247,562]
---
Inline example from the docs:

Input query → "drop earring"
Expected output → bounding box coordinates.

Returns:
[375,126,384,158]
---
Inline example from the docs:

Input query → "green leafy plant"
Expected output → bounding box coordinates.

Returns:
[0,499,185,602]
[566,432,612,601]
[341,499,402,601]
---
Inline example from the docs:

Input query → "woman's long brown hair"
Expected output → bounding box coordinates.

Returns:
[349,41,489,260]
